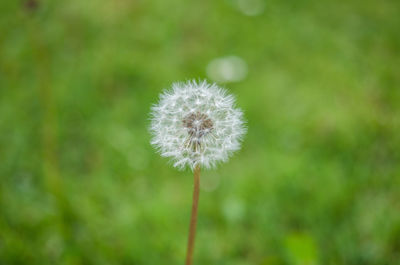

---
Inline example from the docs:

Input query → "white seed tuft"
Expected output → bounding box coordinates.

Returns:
[149,80,246,171]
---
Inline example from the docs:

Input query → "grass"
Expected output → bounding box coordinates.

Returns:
[1,0,399,264]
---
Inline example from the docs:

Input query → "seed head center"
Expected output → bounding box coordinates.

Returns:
[182,111,214,138]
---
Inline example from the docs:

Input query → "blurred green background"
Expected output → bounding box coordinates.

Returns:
[1,0,400,264]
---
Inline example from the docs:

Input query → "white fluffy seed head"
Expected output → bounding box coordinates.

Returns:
[149,80,246,171]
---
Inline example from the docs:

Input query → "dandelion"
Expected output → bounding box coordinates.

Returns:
[149,80,246,265]
[150,80,246,170]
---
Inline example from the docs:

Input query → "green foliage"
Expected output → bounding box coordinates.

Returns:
[1,0,400,264]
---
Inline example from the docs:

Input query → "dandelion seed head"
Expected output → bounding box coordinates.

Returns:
[150,80,246,170]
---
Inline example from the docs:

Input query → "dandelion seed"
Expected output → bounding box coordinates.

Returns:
[149,80,246,171]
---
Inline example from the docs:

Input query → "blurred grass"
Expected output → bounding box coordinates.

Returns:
[1,0,400,264]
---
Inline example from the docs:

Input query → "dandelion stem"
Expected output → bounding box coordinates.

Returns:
[185,165,201,265]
